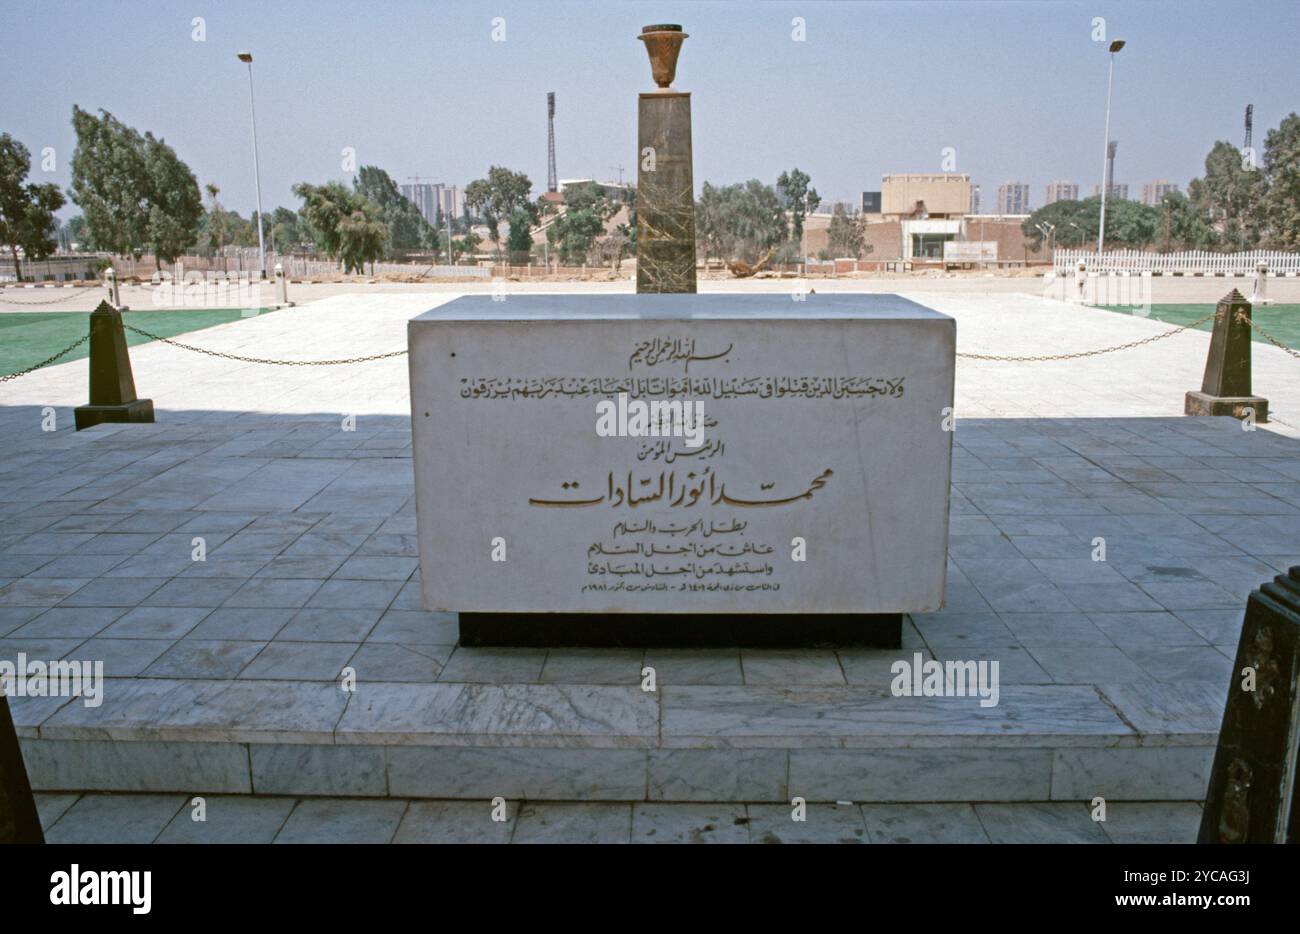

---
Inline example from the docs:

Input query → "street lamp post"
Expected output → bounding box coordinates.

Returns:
[1036,221,1056,257]
[1097,39,1125,254]
[237,52,267,279]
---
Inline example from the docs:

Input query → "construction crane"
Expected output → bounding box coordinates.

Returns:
[1243,104,1254,152]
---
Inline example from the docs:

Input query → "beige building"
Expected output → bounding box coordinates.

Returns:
[802,211,1041,263]
[1044,181,1079,204]
[881,174,972,218]
[1092,182,1130,200]
[805,172,1040,262]
[1141,179,1180,206]
[996,182,1031,215]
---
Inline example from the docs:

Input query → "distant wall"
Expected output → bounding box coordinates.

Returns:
[0,255,99,281]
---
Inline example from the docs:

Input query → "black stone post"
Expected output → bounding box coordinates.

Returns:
[1199,566,1300,843]
[1184,289,1269,423]
[73,300,155,431]
[0,694,43,843]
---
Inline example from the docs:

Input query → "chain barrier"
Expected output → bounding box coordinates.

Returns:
[9,308,1291,380]
[0,287,99,307]
[956,312,1217,362]
[1236,312,1300,360]
[0,335,89,382]
[121,324,407,366]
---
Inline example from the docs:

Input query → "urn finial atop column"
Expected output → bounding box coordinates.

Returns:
[638,24,688,90]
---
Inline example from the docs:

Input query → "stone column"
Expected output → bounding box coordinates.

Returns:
[636,25,696,294]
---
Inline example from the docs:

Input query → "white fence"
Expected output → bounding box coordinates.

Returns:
[109,251,491,280]
[280,258,490,279]
[1054,249,1300,276]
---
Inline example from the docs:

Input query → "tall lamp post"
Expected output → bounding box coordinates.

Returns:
[237,52,267,279]
[1096,38,1125,254]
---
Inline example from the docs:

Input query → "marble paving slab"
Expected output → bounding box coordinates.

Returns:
[659,684,1138,749]
[334,682,660,747]
[36,678,347,744]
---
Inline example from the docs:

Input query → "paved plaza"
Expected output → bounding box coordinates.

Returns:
[2,282,1298,840]
[36,793,1201,844]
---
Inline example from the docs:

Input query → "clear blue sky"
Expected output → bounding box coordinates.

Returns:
[3,0,1297,217]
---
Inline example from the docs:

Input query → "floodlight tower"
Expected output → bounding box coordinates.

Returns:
[1096,38,1125,252]
[547,92,558,193]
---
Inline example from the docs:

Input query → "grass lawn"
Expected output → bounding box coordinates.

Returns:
[1098,303,1300,351]
[0,309,270,376]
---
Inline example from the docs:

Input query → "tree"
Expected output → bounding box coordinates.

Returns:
[203,184,228,256]
[547,209,604,265]
[619,204,637,256]
[69,106,201,266]
[66,214,92,251]
[1103,198,1160,249]
[270,206,309,253]
[337,203,388,274]
[1188,140,1266,250]
[465,166,537,261]
[293,181,386,272]
[776,168,819,244]
[69,107,149,257]
[696,179,786,265]
[1022,198,1096,250]
[826,203,866,258]
[356,165,434,253]
[292,181,355,259]
[1022,195,1158,250]
[452,230,481,263]
[545,182,617,265]
[1262,113,1300,251]
[143,132,202,264]
[0,134,66,280]
[1156,190,1217,251]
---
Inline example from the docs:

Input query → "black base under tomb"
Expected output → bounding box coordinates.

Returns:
[458,613,902,649]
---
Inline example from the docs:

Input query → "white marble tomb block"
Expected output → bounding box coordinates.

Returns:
[409,294,954,615]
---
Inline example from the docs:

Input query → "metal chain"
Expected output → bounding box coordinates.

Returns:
[956,312,1217,362]
[1235,312,1300,360]
[0,335,89,382]
[121,324,407,366]
[0,287,98,306]
[15,308,1289,377]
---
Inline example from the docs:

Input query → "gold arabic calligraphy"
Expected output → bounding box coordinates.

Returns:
[461,376,903,401]
[530,466,833,509]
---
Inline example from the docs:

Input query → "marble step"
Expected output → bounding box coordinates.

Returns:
[12,678,1225,803]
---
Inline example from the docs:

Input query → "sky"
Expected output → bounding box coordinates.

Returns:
[3,0,1298,219]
